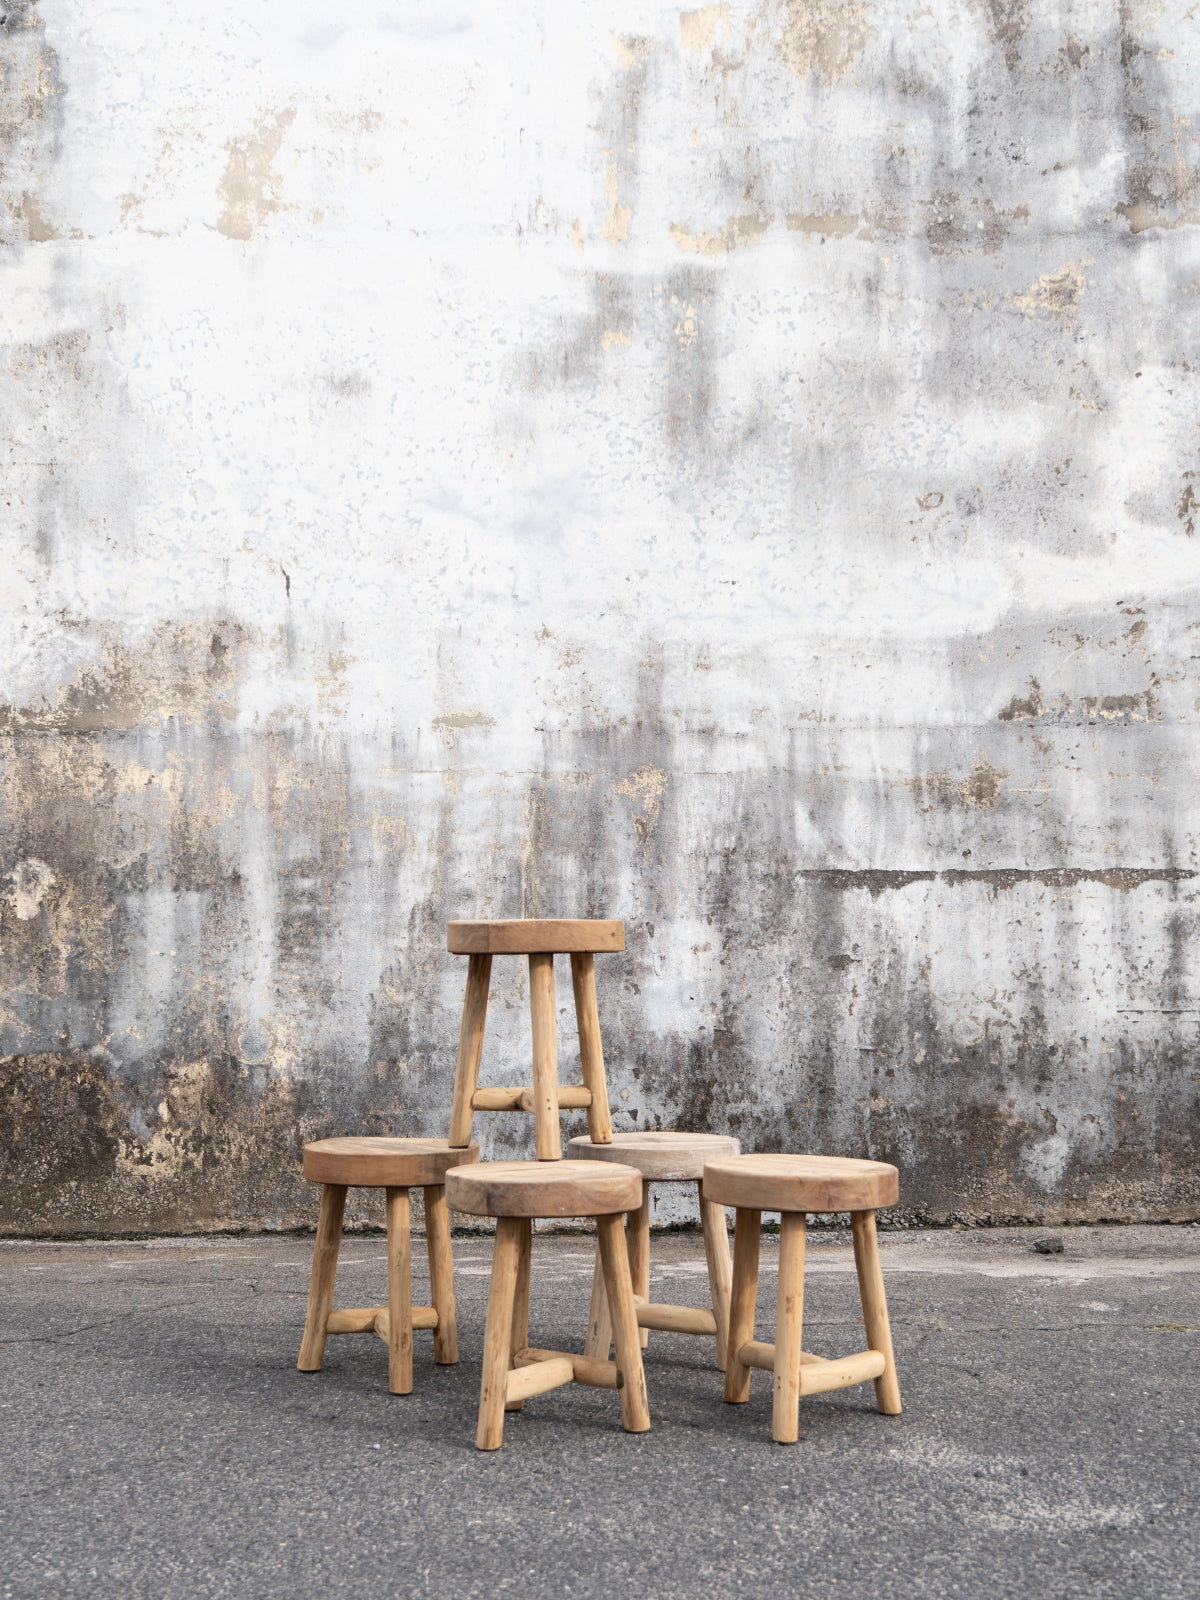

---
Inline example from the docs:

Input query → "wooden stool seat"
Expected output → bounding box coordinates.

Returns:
[701,1153,899,1214]
[569,1130,738,1180]
[297,1137,479,1395]
[303,1136,476,1188]
[448,919,624,954]
[445,1158,641,1219]
[445,1160,651,1449]
[704,1152,903,1443]
[569,1133,739,1370]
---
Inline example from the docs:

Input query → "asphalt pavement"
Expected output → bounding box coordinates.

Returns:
[2,1222,1199,1599]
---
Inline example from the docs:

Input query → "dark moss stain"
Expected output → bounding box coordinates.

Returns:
[998,678,1043,721]
[0,621,253,734]
[798,867,1194,896]
[797,869,938,897]
[1114,6,1200,234]
[1178,478,1197,537]
[0,1,66,246]
[984,0,1028,72]
[994,682,1159,726]
[0,1047,315,1235]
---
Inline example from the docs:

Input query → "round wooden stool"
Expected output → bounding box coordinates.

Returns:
[702,1153,902,1443]
[445,1159,652,1450]
[297,1137,479,1395]
[446,918,624,1160]
[568,1132,740,1369]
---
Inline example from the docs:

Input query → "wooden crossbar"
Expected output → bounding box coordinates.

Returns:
[505,1355,575,1404]
[800,1350,886,1396]
[739,1339,778,1371]
[325,1306,438,1337]
[735,1340,887,1395]
[471,1085,593,1112]
[634,1301,718,1336]
[513,1346,622,1390]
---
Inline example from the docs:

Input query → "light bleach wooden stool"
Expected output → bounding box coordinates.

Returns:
[568,1131,739,1369]
[702,1153,902,1443]
[446,918,623,1160]
[297,1137,479,1394]
[445,1160,651,1450]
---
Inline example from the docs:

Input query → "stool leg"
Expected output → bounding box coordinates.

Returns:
[385,1187,413,1395]
[724,1206,761,1403]
[477,1217,523,1450]
[506,1218,533,1412]
[584,1238,613,1360]
[851,1209,902,1415]
[528,952,562,1159]
[772,1210,806,1444]
[571,952,613,1144]
[449,952,492,1148]
[626,1187,651,1349]
[424,1183,459,1364]
[298,1183,346,1372]
[699,1181,733,1371]
[597,1212,651,1433]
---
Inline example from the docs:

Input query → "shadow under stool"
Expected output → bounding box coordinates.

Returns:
[297,1136,479,1394]
[445,1159,651,1450]
[568,1131,739,1369]
[702,1153,903,1443]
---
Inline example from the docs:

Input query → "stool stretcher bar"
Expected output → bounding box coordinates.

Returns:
[737,1340,886,1395]
[325,1305,439,1337]
[471,1084,593,1112]
[633,1299,718,1337]
[512,1346,622,1390]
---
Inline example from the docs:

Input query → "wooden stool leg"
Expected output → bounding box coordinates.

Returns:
[449,952,492,1147]
[476,1217,523,1450]
[626,1187,651,1349]
[506,1218,533,1411]
[772,1210,806,1444]
[851,1209,902,1415]
[385,1187,413,1395]
[298,1183,346,1371]
[598,1212,651,1433]
[424,1183,458,1365]
[724,1206,761,1403]
[571,952,613,1144]
[528,951,561,1159]
[699,1180,733,1372]
[584,1237,613,1360]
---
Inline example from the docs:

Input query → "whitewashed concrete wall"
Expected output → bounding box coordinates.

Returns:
[2,0,1198,1232]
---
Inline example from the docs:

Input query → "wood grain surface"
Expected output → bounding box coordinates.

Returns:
[445,1159,642,1218]
[568,1130,740,1181]
[302,1138,480,1188]
[702,1153,899,1213]
[447,919,625,955]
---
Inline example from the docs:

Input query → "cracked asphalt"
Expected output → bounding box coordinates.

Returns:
[2,1223,1199,1599]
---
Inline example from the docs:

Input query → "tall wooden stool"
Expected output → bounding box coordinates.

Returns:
[297,1137,479,1394]
[447,919,624,1160]
[702,1153,902,1444]
[568,1131,739,1369]
[444,1160,651,1450]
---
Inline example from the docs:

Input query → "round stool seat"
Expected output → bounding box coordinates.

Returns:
[446,1159,641,1219]
[702,1153,898,1213]
[568,1131,740,1181]
[303,1137,479,1188]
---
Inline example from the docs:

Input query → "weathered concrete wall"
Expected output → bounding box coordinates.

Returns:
[2,0,1198,1234]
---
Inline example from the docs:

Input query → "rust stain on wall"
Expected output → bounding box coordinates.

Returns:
[216,106,297,241]
[768,0,876,84]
